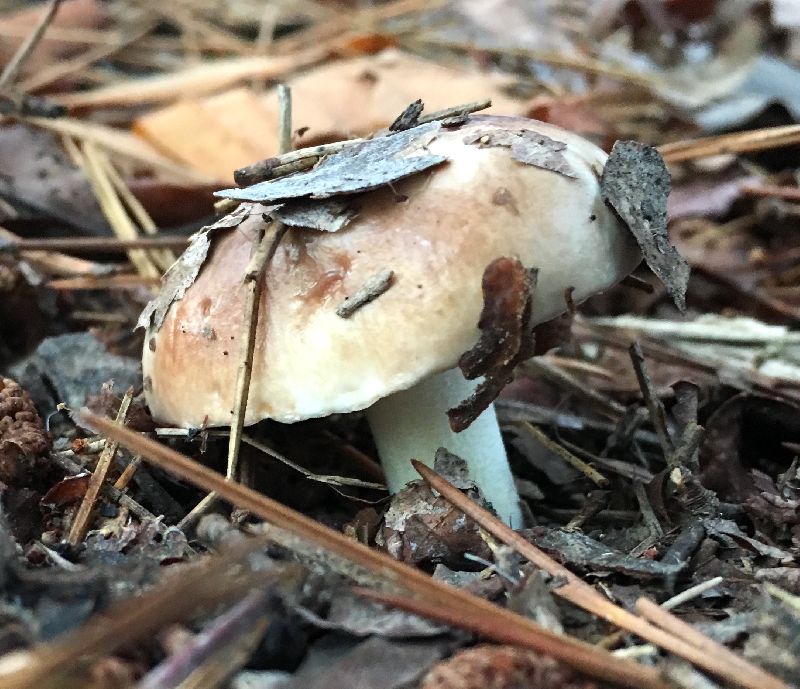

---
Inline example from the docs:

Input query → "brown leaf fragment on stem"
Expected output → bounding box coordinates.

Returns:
[464,129,577,178]
[448,258,537,432]
[337,269,395,318]
[600,140,689,310]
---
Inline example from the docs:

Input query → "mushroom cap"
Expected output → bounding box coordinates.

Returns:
[143,116,641,427]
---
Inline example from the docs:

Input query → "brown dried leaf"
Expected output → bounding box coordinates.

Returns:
[464,128,577,178]
[381,450,490,568]
[600,140,689,310]
[133,52,522,180]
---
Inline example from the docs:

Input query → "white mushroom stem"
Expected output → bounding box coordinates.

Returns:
[366,368,523,528]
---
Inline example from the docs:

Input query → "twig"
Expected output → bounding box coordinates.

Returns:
[47,274,159,290]
[183,85,292,526]
[416,98,492,124]
[516,421,608,487]
[226,83,291,482]
[67,389,133,546]
[633,481,663,538]
[336,269,394,318]
[113,455,142,491]
[658,124,800,163]
[661,577,723,610]
[0,236,189,253]
[524,357,626,419]
[0,0,64,88]
[234,138,364,186]
[634,598,788,689]
[411,460,790,689]
[81,411,667,689]
[740,183,800,203]
[137,590,272,689]
[628,342,673,456]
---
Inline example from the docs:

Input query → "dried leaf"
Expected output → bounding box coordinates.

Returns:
[216,123,446,203]
[463,128,576,178]
[136,204,255,331]
[132,51,522,179]
[600,140,689,310]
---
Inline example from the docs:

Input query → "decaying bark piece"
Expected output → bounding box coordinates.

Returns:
[464,128,577,178]
[448,258,537,432]
[601,140,689,311]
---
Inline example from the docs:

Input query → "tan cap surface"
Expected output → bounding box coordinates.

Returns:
[143,116,640,427]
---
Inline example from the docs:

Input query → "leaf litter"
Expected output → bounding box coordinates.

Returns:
[3,3,800,688]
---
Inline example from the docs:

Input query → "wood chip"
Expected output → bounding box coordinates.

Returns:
[337,269,395,318]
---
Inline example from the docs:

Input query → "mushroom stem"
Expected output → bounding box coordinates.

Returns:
[366,368,523,528]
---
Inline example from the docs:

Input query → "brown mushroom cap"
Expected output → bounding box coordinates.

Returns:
[143,116,640,427]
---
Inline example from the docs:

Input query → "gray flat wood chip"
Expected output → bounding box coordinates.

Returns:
[601,140,690,311]
[216,122,446,203]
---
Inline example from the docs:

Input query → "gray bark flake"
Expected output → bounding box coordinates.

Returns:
[464,128,577,178]
[215,122,446,203]
[601,140,690,311]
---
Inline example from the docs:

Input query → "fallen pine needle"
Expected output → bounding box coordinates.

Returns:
[412,460,791,689]
[80,411,668,689]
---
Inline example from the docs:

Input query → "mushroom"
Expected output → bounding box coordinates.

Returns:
[142,116,641,528]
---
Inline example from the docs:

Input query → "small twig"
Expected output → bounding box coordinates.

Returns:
[68,388,133,546]
[336,269,394,318]
[628,342,673,456]
[138,590,272,689]
[113,455,142,491]
[657,124,800,163]
[411,460,790,689]
[81,411,667,689]
[417,98,492,124]
[0,236,189,253]
[524,358,626,419]
[633,481,664,538]
[740,183,800,203]
[0,0,64,89]
[234,138,364,186]
[516,421,608,487]
[186,85,292,525]
[661,577,724,610]
[634,598,789,689]
[666,422,704,472]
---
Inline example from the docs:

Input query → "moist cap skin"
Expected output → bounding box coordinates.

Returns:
[143,115,640,428]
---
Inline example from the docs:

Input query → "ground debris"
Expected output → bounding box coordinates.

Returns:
[216,122,446,203]
[380,449,492,567]
[600,140,689,310]
[336,270,394,319]
[523,527,684,581]
[463,127,577,177]
[420,645,608,689]
[0,378,49,486]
